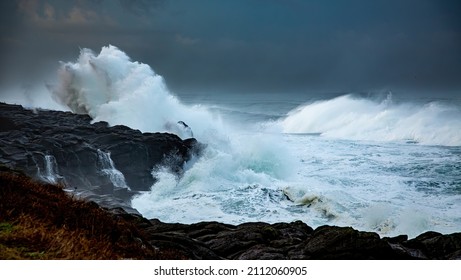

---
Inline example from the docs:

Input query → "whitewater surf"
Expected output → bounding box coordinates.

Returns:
[5,45,460,238]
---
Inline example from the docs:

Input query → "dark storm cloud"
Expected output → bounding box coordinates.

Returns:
[144,0,461,94]
[119,0,165,16]
[0,0,164,86]
[1,0,460,97]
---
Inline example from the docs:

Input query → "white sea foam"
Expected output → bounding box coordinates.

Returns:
[11,45,460,238]
[280,94,461,146]
[49,45,221,140]
[48,45,303,224]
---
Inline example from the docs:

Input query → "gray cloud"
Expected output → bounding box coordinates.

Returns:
[119,0,165,16]
[1,0,460,99]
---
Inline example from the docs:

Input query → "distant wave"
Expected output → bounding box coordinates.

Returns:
[280,94,461,146]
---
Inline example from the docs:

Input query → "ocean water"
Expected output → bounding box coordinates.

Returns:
[149,92,461,238]
[11,45,461,238]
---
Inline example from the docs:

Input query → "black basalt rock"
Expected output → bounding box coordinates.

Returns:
[3,102,461,260]
[403,231,461,259]
[110,212,461,260]
[0,102,204,210]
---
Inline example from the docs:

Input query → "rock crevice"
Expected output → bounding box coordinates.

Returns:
[0,102,202,211]
[1,102,460,260]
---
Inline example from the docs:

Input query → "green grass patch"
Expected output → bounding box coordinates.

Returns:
[0,222,14,233]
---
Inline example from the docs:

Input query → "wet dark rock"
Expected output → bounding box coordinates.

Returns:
[0,116,19,131]
[2,102,460,260]
[107,210,461,260]
[302,225,398,259]
[0,102,203,211]
[403,231,461,259]
[383,234,408,243]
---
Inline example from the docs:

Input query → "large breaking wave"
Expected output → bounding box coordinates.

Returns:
[280,94,461,146]
[49,45,219,139]
[3,45,459,237]
[47,45,298,223]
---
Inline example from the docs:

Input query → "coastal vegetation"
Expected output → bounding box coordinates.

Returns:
[0,168,183,259]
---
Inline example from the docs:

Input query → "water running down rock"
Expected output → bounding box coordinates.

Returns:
[1,102,461,259]
[0,102,202,212]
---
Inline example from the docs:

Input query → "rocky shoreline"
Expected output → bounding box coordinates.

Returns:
[126,213,461,259]
[0,102,203,212]
[1,168,460,259]
[1,102,461,259]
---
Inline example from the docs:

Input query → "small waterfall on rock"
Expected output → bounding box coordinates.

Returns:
[97,149,131,190]
[39,154,63,184]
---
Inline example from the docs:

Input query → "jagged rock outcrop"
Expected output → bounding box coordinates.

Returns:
[0,102,202,210]
[2,102,460,260]
[109,208,461,260]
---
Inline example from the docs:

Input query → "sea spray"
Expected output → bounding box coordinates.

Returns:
[45,45,461,237]
[49,45,220,140]
[132,131,300,223]
[280,94,461,146]
[48,45,303,222]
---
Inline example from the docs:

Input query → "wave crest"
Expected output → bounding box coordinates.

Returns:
[280,94,461,146]
[49,45,213,138]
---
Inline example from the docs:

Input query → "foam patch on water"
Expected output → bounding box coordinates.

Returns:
[27,45,461,238]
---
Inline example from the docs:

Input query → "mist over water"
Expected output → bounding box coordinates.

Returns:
[48,45,221,139]
[47,45,301,222]
[2,45,460,237]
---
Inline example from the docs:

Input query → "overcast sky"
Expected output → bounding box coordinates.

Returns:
[1,0,460,97]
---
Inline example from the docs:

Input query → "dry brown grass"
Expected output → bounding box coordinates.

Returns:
[0,169,185,259]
